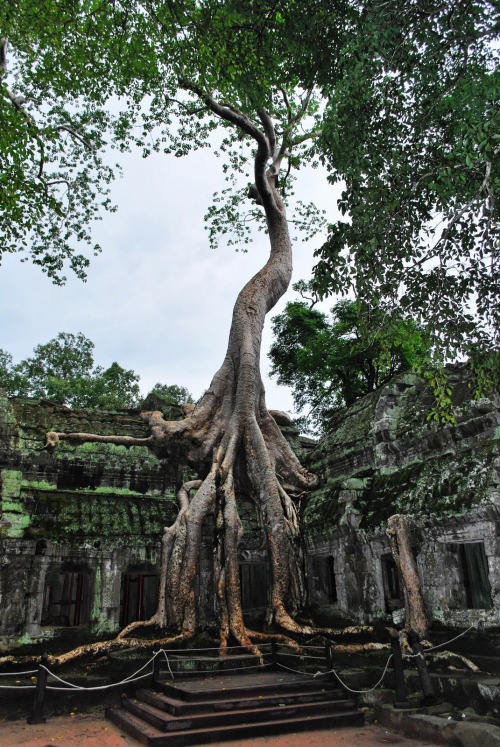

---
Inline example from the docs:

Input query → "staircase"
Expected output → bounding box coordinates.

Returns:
[106,651,364,746]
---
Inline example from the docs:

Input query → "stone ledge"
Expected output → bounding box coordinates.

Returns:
[377,703,500,746]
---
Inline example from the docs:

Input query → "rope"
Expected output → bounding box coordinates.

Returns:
[0,670,37,677]
[46,672,152,691]
[421,625,476,654]
[276,654,394,694]
[0,684,36,690]
[39,649,161,691]
[276,662,328,678]
[328,655,393,694]
[162,649,175,680]
[160,643,272,654]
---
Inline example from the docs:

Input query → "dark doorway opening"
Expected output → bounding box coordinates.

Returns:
[381,553,404,613]
[42,569,91,626]
[239,563,268,610]
[120,572,159,626]
[311,556,337,604]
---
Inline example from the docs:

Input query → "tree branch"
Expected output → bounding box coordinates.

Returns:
[179,76,279,215]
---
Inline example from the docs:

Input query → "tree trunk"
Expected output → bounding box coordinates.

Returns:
[386,514,428,639]
[45,105,318,653]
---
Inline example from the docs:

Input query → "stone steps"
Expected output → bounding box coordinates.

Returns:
[106,666,364,745]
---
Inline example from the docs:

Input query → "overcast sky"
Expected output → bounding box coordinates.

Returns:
[0,142,340,414]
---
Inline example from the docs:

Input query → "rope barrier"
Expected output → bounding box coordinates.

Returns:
[159,643,272,653]
[419,624,476,654]
[0,625,477,696]
[276,654,394,694]
[46,672,152,691]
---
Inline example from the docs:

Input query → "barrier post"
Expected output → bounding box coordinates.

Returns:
[326,644,335,682]
[408,630,438,705]
[27,651,49,724]
[152,651,161,687]
[390,633,411,708]
[270,641,278,670]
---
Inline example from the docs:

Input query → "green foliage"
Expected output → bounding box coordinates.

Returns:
[1,332,140,409]
[1,0,324,282]
[269,288,429,431]
[307,0,499,368]
[1,0,497,375]
[150,382,194,405]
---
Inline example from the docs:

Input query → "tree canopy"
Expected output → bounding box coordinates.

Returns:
[0,332,141,409]
[269,292,429,431]
[150,383,194,406]
[0,0,325,283]
[0,332,193,410]
[307,0,499,370]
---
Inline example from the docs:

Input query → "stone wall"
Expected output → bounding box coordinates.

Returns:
[303,365,500,629]
[0,394,183,650]
[0,364,499,652]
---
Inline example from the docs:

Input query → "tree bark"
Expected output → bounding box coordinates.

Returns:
[386,514,428,639]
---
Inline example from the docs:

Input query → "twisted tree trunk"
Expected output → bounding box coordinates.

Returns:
[46,103,319,655]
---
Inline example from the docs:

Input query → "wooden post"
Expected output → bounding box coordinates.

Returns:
[390,633,411,708]
[408,630,438,705]
[27,651,49,724]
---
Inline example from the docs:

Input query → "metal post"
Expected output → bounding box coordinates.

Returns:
[327,643,335,682]
[390,633,411,708]
[27,651,49,724]
[152,651,161,687]
[270,641,278,670]
[408,630,438,705]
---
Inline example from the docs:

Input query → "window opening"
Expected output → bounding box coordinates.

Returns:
[42,570,90,626]
[120,573,159,626]
[239,563,268,610]
[447,542,493,609]
[311,556,337,604]
[381,554,404,612]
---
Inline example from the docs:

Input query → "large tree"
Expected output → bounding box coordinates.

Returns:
[1,0,497,657]
[3,0,327,654]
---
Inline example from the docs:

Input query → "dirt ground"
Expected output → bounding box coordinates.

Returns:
[0,713,440,747]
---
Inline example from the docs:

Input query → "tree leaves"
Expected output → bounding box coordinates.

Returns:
[269,293,429,432]
[306,0,499,369]
[0,332,141,409]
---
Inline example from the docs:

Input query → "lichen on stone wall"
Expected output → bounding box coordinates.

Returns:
[303,368,500,532]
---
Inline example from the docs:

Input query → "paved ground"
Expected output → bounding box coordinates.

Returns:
[0,713,441,747]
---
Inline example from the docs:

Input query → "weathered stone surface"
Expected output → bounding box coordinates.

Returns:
[1,365,499,651]
[305,366,499,530]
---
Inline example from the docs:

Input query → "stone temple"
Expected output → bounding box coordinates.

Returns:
[0,363,499,652]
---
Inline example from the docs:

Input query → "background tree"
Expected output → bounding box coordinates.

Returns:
[150,383,194,406]
[1,332,141,409]
[270,291,429,432]
[301,0,499,380]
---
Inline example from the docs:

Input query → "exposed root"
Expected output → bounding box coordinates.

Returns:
[116,617,159,640]
[246,628,302,652]
[332,642,390,654]
[427,650,480,672]
[52,633,188,667]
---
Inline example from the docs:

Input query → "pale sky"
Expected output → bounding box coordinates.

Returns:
[0,142,340,414]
